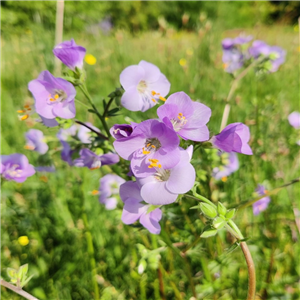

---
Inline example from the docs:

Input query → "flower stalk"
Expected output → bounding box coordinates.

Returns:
[0,279,39,300]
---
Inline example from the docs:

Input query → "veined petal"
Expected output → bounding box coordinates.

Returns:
[52,101,76,119]
[121,198,147,224]
[147,73,171,97]
[121,86,144,112]
[140,208,162,234]
[139,60,161,82]
[179,126,210,142]
[120,65,145,90]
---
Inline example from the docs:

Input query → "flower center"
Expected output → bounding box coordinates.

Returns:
[4,164,23,178]
[147,158,170,182]
[137,80,147,93]
[47,89,67,104]
[142,138,161,155]
[171,112,187,131]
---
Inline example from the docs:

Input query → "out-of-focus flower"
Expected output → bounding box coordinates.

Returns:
[253,184,271,215]
[222,35,252,73]
[119,60,170,112]
[53,39,86,71]
[249,40,286,72]
[136,146,195,205]
[110,123,137,140]
[73,148,119,170]
[179,58,187,67]
[157,91,211,142]
[288,112,300,129]
[18,236,29,246]
[35,166,56,173]
[99,17,113,34]
[113,119,180,178]
[17,104,35,121]
[38,115,59,127]
[99,174,125,210]
[211,123,252,155]
[24,129,48,154]
[212,152,239,180]
[28,70,76,120]
[120,181,162,234]
[1,153,35,183]
[85,54,97,65]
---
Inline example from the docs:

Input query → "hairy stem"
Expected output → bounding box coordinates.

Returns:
[1,279,39,300]
[240,242,256,300]
[75,119,109,140]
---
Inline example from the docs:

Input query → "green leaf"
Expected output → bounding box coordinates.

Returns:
[226,209,236,219]
[213,217,226,229]
[108,108,119,116]
[200,203,217,219]
[17,264,28,280]
[88,109,96,114]
[20,274,34,288]
[200,229,218,238]
[217,202,227,216]
[7,268,17,280]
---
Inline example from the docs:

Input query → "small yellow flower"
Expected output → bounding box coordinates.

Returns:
[85,54,97,65]
[179,58,187,67]
[18,236,29,246]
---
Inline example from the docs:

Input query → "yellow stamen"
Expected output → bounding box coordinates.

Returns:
[24,105,30,109]
[221,176,227,182]
[159,96,166,102]
[49,98,55,102]
[142,148,150,155]
[54,94,59,99]
[21,115,29,121]
[152,98,156,103]
[27,108,31,111]
[158,164,162,168]
[151,91,157,96]
[151,145,156,148]
[223,63,228,69]
[146,143,151,147]
[24,145,34,150]
[17,110,25,113]
[91,190,99,195]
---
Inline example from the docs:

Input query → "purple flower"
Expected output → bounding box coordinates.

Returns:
[110,123,137,140]
[53,39,86,71]
[211,123,253,155]
[35,166,56,173]
[28,70,76,120]
[253,184,271,215]
[60,141,74,165]
[1,153,35,183]
[136,146,195,205]
[113,119,180,178]
[222,35,252,73]
[38,115,59,127]
[120,60,171,112]
[212,152,239,180]
[73,148,119,170]
[120,181,163,234]
[157,91,211,141]
[99,174,125,210]
[249,40,286,72]
[24,129,48,154]
[288,112,300,129]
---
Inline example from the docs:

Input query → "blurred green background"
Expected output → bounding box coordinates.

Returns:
[1,1,300,299]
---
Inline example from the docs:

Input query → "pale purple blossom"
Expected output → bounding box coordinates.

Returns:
[24,129,48,154]
[288,112,300,129]
[38,115,59,127]
[212,152,239,180]
[136,146,195,205]
[211,123,253,155]
[28,70,76,120]
[53,39,86,71]
[99,174,125,210]
[120,181,162,234]
[253,184,271,215]
[222,35,252,73]
[249,40,286,72]
[157,91,211,141]
[73,148,119,170]
[1,153,35,183]
[120,60,170,112]
[113,119,180,178]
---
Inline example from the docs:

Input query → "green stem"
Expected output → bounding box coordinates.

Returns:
[79,85,111,139]
[185,193,216,208]
[75,98,90,109]
[1,279,39,300]
[102,97,115,119]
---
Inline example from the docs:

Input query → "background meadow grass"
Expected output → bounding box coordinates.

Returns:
[1,2,300,300]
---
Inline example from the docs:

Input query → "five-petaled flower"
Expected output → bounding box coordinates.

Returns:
[28,70,76,120]
[1,153,35,183]
[119,60,170,112]
[24,129,49,154]
[157,91,211,142]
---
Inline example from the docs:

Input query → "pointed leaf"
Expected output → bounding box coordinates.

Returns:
[18,264,28,281]
[7,268,17,280]
[226,209,236,219]
[217,202,227,216]
[213,217,226,229]
[200,229,218,238]
[20,274,34,288]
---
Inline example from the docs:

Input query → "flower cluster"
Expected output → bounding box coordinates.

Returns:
[222,35,286,74]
